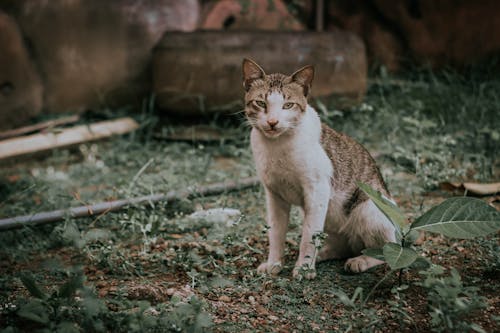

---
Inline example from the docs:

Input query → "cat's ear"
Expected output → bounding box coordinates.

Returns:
[242,58,266,91]
[291,65,314,96]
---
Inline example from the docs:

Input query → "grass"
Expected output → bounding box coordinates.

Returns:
[0,67,499,332]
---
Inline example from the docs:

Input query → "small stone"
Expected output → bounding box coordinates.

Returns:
[268,315,279,321]
[219,295,231,302]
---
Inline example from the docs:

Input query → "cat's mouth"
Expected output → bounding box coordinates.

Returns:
[261,126,286,138]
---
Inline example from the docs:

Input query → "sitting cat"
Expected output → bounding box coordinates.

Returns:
[242,58,395,279]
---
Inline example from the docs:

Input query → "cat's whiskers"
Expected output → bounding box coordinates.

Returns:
[243,118,257,128]
[229,108,247,116]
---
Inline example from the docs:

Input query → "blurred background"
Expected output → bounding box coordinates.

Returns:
[2,0,500,128]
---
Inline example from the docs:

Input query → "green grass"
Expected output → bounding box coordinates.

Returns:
[0,67,499,332]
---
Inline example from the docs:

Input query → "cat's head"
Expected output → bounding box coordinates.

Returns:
[242,58,314,139]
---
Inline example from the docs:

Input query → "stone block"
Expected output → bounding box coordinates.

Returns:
[0,10,42,130]
[153,31,366,114]
[2,0,199,114]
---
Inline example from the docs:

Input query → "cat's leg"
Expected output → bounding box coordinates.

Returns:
[293,182,330,279]
[257,187,291,276]
[344,199,396,273]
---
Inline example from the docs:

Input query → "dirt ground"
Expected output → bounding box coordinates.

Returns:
[0,69,499,332]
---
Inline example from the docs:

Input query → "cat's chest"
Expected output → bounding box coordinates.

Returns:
[256,150,305,205]
[251,132,332,206]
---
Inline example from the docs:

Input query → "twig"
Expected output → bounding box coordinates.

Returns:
[0,115,80,140]
[0,177,260,231]
[128,158,155,191]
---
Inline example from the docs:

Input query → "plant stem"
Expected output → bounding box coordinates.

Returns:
[363,269,394,305]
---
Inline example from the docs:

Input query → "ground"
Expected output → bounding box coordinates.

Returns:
[0,67,499,332]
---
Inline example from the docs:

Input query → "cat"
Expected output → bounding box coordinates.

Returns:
[242,58,396,279]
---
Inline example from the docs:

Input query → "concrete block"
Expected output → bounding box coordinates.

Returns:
[2,0,199,114]
[0,10,42,130]
[153,31,367,115]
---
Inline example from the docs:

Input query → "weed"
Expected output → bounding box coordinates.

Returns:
[419,266,487,333]
[387,285,415,330]
[332,287,383,332]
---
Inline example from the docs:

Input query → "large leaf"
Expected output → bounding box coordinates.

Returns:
[362,248,385,261]
[411,197,500,238]
[357,182,407,237]
[383,243,418,270]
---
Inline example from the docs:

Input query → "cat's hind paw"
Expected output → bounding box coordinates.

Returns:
[344,255,383,273]
[257,261,282,276]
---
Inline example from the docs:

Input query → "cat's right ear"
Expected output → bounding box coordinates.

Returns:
[242,58,265,91]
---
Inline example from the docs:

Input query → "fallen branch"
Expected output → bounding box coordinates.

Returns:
[0,117,139,160]
[0,177,260,231]
[0,115,80,140]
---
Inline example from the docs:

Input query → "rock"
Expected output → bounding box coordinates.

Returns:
[373,0,500,67]
[153,31,367,114]
[0,10,42,130]
[201,0,304,31]
[1,0,199,114]
[325,0,500,70]
[218,295,231,302]
[187,208,242,227]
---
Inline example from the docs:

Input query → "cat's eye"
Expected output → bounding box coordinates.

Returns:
[283,102,295,109]
[255,100,266,108]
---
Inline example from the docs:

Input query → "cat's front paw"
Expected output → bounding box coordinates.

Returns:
[292,264,316,280]
[257,261,283,276]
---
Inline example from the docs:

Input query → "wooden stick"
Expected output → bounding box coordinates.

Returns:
[316,0,324,32]
[0,176,260,231]
[0,115,80,140]
[0,117,139,160]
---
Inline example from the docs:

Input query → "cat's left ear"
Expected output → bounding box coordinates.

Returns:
[291,65,314,96]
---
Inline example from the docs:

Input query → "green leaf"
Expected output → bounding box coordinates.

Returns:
[362,248,385,261]
[56,322,80,333]
[470,323,487,333]
[194,312,213,330]
[383,243,418,270]
[411,197,500,238]
[410,256,431,269]
[83,228,111,243]
[58,273,84,298]
[17,299,49,324]
[332,287,363,308]
[19,274,47,300]
[357,182,406,237]
[208,276,234,288]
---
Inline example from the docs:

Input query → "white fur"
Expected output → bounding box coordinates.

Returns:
[251,103,395,278]
[252,105,332,278]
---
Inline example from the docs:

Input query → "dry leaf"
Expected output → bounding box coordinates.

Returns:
[440,182,500,196]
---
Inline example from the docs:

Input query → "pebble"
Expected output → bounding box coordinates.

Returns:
[219,295,231,302]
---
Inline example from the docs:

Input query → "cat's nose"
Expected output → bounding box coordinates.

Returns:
[267,118,279,128]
